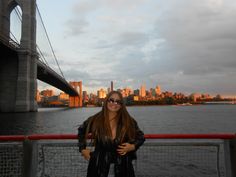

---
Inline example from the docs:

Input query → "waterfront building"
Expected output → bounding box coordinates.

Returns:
[201,93,212,99]
[173,92,185,99]
[122,87,133,97]
[215,94,223,100]
[48,96,58,102]
[189,93,201,102]
[155,85,161,95]
[140,85,146,97]
[36,90,42,102]
[41,89,54,97]
[134,89,140,96]
[133,96,139,101]
[97,88,106,98]
[150,88,156,97]
[163,91,173,97]
[58,92,69,100]
[82,91,89,104]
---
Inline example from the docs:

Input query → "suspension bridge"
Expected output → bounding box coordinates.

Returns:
[0,0,82,112]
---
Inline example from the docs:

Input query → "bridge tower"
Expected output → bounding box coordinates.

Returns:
[0,0,37,112]
[69,81,82,108]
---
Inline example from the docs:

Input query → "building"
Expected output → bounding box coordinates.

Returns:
[150,88,156,97]
[41,89,54,97]
[111,81,114,91]
[107,88,111,94]
[133,96,139,101]
[122,87,133,97]
[97,88,107,98]
[140,85,146,97]
[189,93,201,102]
[155,85,161,95]
[134,89,139,96]
[162,91,173,98]
[58,92,69,100]
[36,90,41,102]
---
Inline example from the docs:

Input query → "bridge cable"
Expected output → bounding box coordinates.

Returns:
[36,45,50,66]
[36,4,65,79]
[14,6,22,21]
[9,31,19,43]
[13,7,49,66]
[12,5,65,78]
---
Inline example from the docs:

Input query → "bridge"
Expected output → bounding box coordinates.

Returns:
[0,0,82,112]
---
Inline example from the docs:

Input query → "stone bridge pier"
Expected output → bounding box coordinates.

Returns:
[0,0,37,112]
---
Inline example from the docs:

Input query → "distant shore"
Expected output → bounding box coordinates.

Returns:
[38,102,236,108]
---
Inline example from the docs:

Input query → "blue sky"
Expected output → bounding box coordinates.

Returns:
[28,0,236,96]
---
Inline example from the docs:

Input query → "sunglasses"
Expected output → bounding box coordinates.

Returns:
[108,98,123,105]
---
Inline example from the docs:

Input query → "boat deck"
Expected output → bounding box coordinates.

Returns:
[0,134,235,177]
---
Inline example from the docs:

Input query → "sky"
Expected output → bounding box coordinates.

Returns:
[32,0,236,97]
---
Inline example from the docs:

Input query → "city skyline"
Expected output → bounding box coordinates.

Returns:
[33,0,236,97]
[37,82,234,99]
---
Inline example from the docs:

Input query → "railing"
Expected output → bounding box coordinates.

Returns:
[0,134,236,177]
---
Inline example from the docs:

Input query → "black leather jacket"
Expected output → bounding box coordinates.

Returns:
[78,117,145,177]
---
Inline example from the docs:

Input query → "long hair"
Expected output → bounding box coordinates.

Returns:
[86,91,136,143]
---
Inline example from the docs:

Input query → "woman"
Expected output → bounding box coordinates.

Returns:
[78,91,145,177]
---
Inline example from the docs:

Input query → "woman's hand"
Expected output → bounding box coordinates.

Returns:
[117,143,135,156]
[81,149,91,160]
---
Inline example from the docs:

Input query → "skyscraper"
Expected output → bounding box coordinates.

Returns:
[111,81,113,91]
[97,88,106,98]
[155,85,161,95]
[140,85,146,97]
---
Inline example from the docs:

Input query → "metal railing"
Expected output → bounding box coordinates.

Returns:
[0,134,236,177]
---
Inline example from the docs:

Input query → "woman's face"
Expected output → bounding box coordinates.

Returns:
[107,93,122,112]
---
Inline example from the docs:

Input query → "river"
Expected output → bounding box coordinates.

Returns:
[0,105,236,135]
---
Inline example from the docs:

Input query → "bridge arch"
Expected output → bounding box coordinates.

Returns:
[1,0,36,50]
[7,0,22,14]
[9,3,22,44]
[0,0,21,38]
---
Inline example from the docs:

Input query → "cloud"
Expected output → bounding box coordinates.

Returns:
[64,69,90,81]
[63,1,99,37]
[64,19,89,36]
[154,0,236,77]
[116,32,148,47]
[38,0,236,96]
[141,38,165,63]
[72,1,98,15]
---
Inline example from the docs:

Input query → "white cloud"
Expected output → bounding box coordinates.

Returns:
[141,38,165,63]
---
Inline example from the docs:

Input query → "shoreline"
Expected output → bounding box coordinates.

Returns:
[38,103,236,109]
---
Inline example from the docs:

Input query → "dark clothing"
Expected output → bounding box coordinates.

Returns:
[78,117,145,177]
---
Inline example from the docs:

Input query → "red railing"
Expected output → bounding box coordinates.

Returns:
[0,134,236,177]
[0,133,236,141]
